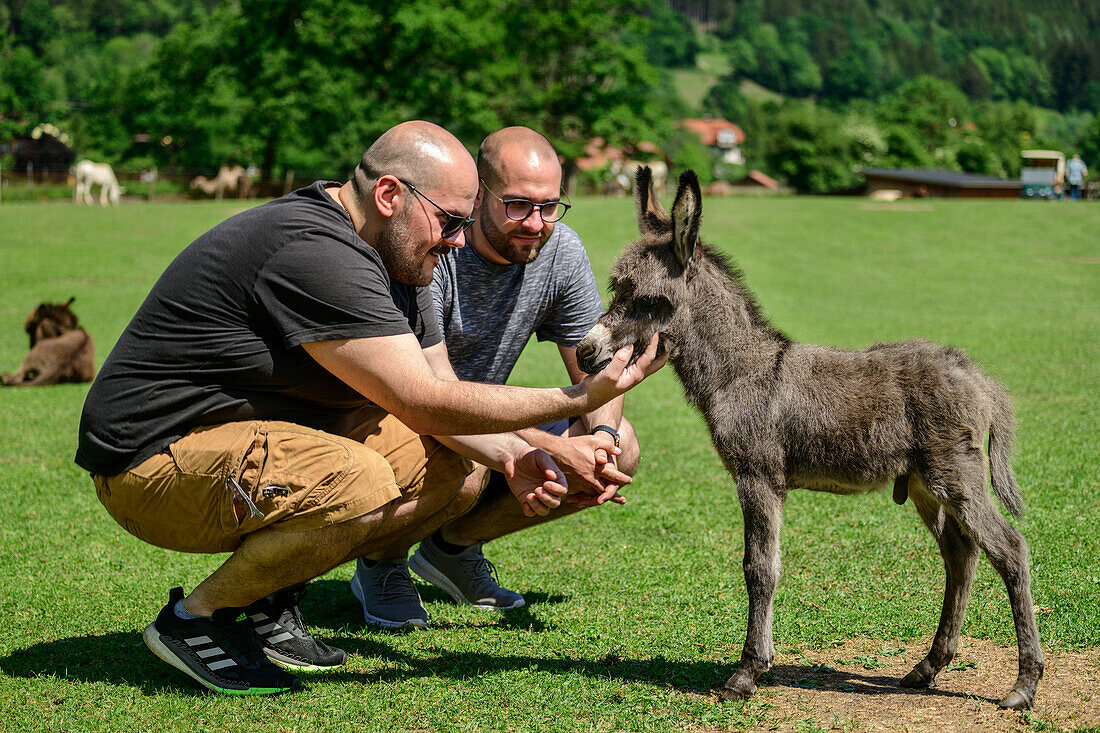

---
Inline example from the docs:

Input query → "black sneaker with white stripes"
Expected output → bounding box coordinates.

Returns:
[244,584,347,672]
[142,587,301,695]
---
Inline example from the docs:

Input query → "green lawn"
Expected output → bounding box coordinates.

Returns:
[0,195,1097,731]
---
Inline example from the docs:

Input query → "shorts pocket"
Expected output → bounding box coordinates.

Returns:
[232,426,355,533]
[169,422,259,477]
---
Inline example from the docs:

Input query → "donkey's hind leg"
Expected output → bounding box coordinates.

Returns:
[954,491,1042,709]
[900,473,979,690]
[922,457,1043,709]
[722,475,784,700]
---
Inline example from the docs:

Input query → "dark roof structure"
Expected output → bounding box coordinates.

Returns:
[861,168,1021,198]
[862,168,1020,189]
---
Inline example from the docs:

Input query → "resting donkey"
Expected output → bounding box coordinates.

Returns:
[576,168,1042,710]
[2,298,96,387]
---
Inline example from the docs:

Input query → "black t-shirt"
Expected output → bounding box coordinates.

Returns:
[76,182,441,476]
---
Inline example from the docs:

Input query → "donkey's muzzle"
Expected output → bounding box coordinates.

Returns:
[577,324,614,375]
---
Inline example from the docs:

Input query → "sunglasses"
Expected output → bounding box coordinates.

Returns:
[480,179,571,223]
[397,178,474,239]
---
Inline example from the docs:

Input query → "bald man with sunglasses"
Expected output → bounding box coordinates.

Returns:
[351,126,644,627]
[77,120,665,695]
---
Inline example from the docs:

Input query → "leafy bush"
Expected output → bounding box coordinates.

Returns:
[665,127,714,185]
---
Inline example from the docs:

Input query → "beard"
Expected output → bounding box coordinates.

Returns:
[375,203,442,287]
[479,206,550,264]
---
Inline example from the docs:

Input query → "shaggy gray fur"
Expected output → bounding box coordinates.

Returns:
[576,168,1042,710]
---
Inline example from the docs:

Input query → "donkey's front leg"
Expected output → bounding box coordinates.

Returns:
[723,475,785,700]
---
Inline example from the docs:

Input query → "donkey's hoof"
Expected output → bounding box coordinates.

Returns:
[721,676,757,700]
[899,668,934,689]
[998,690,1032,710]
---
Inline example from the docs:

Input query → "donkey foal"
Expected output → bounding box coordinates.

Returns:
[576,168,1042,710]
[2,298,96,386]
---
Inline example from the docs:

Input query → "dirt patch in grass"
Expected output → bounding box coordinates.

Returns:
[744,636,1098,731]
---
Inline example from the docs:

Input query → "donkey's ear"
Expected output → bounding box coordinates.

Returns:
[635,166,669,235]
[671,170,701,268]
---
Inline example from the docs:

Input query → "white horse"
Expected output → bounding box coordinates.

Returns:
[73,160,122,206]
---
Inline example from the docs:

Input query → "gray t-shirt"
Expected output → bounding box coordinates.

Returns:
[431,222,603,384]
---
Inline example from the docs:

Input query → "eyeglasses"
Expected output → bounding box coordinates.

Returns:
[480,179,571,223]
[397,178,474,239]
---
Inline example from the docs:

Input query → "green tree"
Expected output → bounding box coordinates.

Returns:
[702,76,750,124]
[877,75,972,155]
[877,123,934,169]
[974,100,1035,178]
[725,37,758,77]
[764,101,855,193]
[664,126,713,184]
[824,40,885,102]
[639,0,698,68]
[969,47,1013,101]
[119,0,672,177]
[0,43,49,133]
[1075,112,1100,170]
[1007,53,1052,107]
[955,136,1004,176]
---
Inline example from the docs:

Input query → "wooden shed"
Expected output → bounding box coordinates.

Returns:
[862,168,1022,199]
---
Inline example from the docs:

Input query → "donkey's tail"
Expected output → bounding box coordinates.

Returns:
[988,382,1023,517]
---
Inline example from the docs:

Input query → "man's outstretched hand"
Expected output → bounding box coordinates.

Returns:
[584,333,667,409]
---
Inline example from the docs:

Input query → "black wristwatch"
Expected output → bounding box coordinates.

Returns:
[590,424,620,447]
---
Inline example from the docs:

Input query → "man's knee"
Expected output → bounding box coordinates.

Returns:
[446,465,492,519]
[616,417,640,475]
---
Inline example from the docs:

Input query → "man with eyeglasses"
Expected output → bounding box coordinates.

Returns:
[77,120,665,695]
[351,126,643,627]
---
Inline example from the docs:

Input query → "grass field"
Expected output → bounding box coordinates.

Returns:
[0,195,1097,731]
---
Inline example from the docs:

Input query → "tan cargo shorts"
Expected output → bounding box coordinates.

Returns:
[92,413,472,553]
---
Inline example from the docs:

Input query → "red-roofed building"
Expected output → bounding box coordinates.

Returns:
[740,169,778,189]
[573,137,663,172]
[682,116,745,165]
[573,137,625,172]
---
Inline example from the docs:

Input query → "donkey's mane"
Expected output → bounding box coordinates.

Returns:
[696,240,792,346]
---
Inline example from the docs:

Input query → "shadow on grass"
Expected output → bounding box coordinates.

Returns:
[0,630,728,695]
[0,631,997,706]
[759,664,1001,706]
[0,631,208,696]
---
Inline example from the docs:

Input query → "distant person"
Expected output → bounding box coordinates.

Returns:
[1067,154,1088,200]
[77,120,665,695]
[350,127,642,627]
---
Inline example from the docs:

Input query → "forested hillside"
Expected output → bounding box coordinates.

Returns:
[2,0,1098,193]
[670,0,1100,111]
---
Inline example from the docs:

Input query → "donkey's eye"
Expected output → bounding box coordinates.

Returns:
[634,296,670,312]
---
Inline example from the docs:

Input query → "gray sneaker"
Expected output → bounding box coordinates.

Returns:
[350,557,428,629]
[409,535,526,610]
